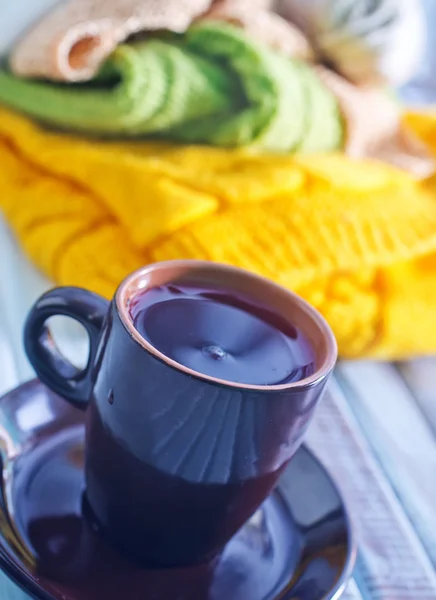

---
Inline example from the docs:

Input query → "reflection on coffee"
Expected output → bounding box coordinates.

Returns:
[129,283,315,385]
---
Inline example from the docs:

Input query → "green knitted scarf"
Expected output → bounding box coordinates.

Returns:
[0,22,343,153]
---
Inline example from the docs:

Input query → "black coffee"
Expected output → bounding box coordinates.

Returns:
[129,283,315,385]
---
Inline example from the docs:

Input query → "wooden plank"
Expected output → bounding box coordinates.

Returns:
[0,572,29,600]
[0,301,19,396]
[0,219,89,383]
[342,579,365,600]
[335,361,436,570]
[307,376,436,600]
[0,219,48,383]
[398,359,436,434]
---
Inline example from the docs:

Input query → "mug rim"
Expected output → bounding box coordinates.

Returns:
[115,260,337,391]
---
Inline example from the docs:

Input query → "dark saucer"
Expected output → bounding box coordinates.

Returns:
[0,380,356,600]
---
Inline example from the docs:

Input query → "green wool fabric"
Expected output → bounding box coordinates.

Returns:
[0,22,343,153]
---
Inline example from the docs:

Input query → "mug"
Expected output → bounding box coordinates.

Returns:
[24,260,337,567]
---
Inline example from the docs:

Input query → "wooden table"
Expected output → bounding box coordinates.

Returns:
[0,215,435,600]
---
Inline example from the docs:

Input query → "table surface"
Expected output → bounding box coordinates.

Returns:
[0,215,436,600]
[1,1,436,597]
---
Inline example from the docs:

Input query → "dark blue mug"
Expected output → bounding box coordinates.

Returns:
[24,260,337,567]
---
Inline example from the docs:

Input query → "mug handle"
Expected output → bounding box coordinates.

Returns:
[24,287,110,410]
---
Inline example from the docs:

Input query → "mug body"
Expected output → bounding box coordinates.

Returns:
[24,260,337,567]
[85,261,336,566]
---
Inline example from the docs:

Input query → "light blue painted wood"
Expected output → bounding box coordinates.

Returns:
[308,377,436,600]
[336,361,436,570]
[398,359,436,434]
[0,220,48,383]
[342,579,365,600]
[0,571,30,600]
[0,220,89,381]
[0,293,20,396]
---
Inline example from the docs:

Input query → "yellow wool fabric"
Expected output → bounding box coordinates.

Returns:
[1,106,436,359]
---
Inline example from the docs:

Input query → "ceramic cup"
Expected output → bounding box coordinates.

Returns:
[23,260,337,567]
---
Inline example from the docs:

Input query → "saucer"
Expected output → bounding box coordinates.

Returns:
[0,380,356,600]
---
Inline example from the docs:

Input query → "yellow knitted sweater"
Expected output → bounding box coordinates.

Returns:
[1,106,436,359]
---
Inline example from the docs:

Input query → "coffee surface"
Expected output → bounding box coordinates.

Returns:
[129,283,314,385]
